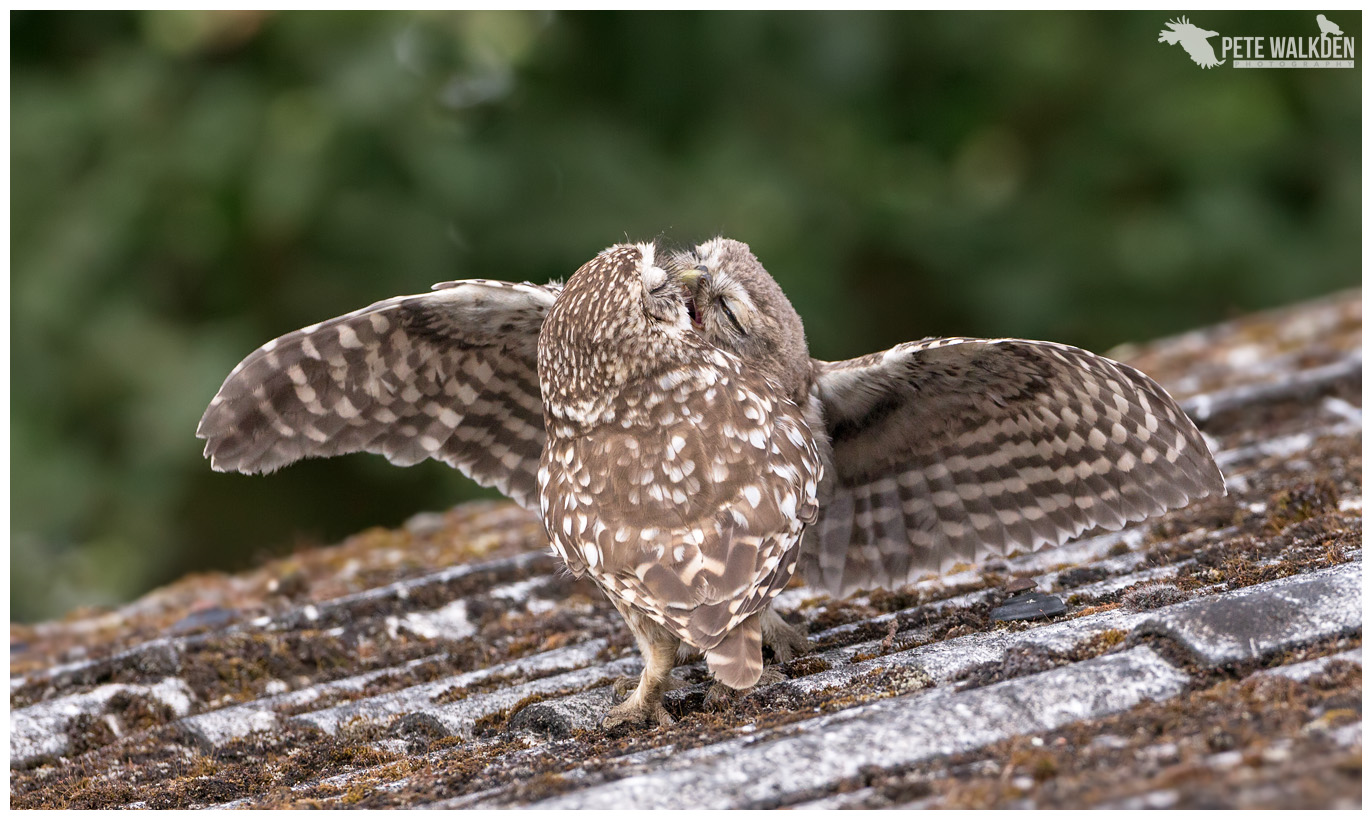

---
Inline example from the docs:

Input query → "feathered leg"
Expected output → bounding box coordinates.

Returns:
[604,603,682,729]
[760,605,809,663]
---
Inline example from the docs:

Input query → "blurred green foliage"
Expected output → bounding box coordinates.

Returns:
[11,11,1359,621]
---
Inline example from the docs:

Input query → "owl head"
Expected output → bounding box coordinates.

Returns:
[557,241,693,336]
[672,237,812,401]
[539,242,701,419]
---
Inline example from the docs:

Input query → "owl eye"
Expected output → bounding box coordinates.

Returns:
[718,297,746,335]
[644,269,672,297]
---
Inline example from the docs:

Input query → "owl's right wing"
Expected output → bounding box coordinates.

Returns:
[197,279,562,512]
[802,337,1225,596]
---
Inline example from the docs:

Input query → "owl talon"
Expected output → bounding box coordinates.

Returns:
[611,675,638,699]
[602,697,674,729]
[761,609,810,664]
[612,673,686,699]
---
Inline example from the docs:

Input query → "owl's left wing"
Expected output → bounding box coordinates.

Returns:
[198,279,562,511]
[802,337,1225,596]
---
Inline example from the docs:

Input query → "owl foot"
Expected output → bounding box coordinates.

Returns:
[612,673,687,699]
[602,695,675,729]
[760,609,810,664]
[703,667,787,710]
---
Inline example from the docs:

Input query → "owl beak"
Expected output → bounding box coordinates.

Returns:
[678,269,705,288]
[678,269,708,328]
[680,268,711,297]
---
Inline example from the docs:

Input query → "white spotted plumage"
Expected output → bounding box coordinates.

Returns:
[536,243,822,727]
[676,237,1226,598]
[198,233,1222,730]
[197,279,560,511]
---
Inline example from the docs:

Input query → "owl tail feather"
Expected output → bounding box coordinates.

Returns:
[704,613,764,689]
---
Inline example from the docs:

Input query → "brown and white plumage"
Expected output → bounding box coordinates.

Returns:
[197,280,556,510]
[675,237,1226,598]
[198,234,1224,727]
[537,242,822,724]
[196,247,821,726]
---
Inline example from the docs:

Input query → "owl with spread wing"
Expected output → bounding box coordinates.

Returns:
[198,236,1224,727]
[672,238,1224,598]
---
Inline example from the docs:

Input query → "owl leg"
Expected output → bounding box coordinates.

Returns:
[603,607,680,730]
[759,605,809,664]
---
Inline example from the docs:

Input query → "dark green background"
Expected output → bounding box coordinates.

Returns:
[11,11,1360,621]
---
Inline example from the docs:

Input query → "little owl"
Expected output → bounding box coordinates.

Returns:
[198,237,1224,728]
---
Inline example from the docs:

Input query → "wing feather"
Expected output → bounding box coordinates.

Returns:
[802,337,1225,594]
[197,280,561,511]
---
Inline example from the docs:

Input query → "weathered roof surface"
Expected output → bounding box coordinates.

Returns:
[10,290,1362,810]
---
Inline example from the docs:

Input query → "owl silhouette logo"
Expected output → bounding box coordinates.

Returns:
[1158,16,1225,68]
[1316,14,1343,39]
